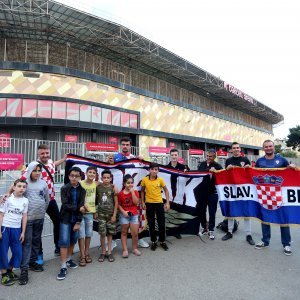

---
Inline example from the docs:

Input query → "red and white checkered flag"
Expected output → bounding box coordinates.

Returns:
[256,185,283,210]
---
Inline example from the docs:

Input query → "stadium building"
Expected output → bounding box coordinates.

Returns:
[0,0,283,162]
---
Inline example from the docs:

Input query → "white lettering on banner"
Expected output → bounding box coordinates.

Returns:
[73,163,204,208]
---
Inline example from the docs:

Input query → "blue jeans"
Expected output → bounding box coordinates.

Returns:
[79,214,93,239]
[0,227,22,269]
[21,219,44,270]
[261,224,291,247]
[58,222,79,248]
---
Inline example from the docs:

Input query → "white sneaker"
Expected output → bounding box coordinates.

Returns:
[138,238,149,248]
[283,246,292,256]
[208,231,215,240]
[198,228,208,236]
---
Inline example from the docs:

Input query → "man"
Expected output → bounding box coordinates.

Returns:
[22,144,66,256]
[166,148,190,239]
[113,137,149,248]
[255,140,296,255]
[198,149,223,240]
[221,142,255,245]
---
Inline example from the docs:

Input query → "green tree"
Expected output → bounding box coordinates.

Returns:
[275,144,282,154]
[281,151,297,158]
[286,125,300,150]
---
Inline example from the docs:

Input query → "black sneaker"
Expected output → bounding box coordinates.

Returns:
[1,274,15,286]
[255,242,269,250]
[246,235,255,245]
[54,246,60,256]
[57,268,67,280]
[160,242,169,251]
[18,270,28,285]
[174,234,182,239]
[29,261,44,272]
[222,232,233,241]
[66,259,78,269]
[150,242,157,251]
[8,270,18,281]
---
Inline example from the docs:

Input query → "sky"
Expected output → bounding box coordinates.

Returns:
[60,0,299,139]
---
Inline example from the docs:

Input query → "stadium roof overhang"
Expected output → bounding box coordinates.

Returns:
[0,0,283,124]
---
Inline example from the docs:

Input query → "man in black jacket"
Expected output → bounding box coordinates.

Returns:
[57,167,85,281]
[198,149,222,240]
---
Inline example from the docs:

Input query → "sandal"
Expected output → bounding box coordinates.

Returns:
[132,249,141,256]
[79,256,86,267]
[122,250,129,258]
[98,253,106,262]
[107,253,115,262]
[85,254,92,263]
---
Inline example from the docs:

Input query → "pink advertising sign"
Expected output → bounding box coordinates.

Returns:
[0,154,24,170]
[65,135,78,142]
[149,146,170,154]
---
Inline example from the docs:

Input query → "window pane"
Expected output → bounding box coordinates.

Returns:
[121,112,130,127]
[80,104,91,122]
[111,110,120,126]
[22,99,37,118]
[7,98,21,117]
[0,98,7,117]
[102,108,111,125]
[67,103,79,121]
[38,100,52,118]
[52,101,66,119]
[92,106,102,123]
[129,114,138,128]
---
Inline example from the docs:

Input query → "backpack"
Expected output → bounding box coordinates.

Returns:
[216,219,239,233]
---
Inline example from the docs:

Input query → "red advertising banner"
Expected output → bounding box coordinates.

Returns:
[65,135,78,142]
[189,149,204,155]
[0,154,23,170]
[178,158,185,164]
[108,136,118,144]
[86,143,118,152]
[217,150,228,157]
[149,146,170,154]
[0,133,11,148]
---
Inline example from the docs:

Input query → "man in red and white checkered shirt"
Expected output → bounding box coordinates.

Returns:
[21,144,66,256]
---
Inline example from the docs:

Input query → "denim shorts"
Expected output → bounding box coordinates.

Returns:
[79,214,94,239]
[119,213,139,225]
[58,222,79,248]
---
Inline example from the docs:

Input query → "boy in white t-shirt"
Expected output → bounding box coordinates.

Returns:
[0,179,28,286]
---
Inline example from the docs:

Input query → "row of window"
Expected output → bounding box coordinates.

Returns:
[0,98,138,128]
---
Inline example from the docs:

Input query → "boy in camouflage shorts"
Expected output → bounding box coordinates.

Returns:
[96,170,118,262]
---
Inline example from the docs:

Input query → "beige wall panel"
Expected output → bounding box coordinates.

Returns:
[0,70,273,146]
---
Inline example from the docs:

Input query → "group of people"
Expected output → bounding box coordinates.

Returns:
[197,140,296,258]
[0,137,296,286]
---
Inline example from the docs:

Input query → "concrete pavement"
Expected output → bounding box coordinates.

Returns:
[1,213,300,300]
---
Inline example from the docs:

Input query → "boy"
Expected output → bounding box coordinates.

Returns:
[96,169,118,263]
[19,162,49,285]
[141,162,170,251]
[57,167,85,280]
[78,166,97,266]
[0,179,28,286]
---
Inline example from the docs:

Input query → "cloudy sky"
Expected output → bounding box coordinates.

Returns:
[61,0,299,139]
